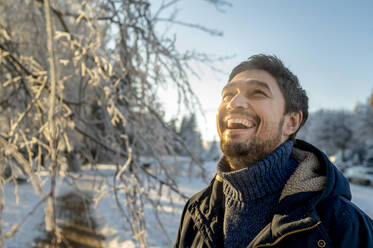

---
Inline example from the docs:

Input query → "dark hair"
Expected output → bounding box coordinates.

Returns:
[229,54,308,140]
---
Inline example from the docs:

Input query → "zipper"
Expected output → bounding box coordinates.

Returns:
[254,221,322,247]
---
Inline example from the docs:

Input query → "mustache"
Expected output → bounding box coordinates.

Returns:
[225,110,260,124]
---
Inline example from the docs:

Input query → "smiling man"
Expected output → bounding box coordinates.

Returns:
[174,54,373,248]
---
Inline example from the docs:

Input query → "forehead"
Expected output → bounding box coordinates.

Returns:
[225,69,279,91]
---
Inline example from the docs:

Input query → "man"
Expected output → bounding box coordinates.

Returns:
[174,54,373,248]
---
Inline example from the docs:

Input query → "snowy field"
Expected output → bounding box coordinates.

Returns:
[3,160,373,248]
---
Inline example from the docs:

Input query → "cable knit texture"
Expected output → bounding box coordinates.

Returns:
[217,140,298,248]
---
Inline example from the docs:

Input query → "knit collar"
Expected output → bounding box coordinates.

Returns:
[217,140,296,202]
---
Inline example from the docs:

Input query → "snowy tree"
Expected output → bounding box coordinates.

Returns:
[364,142,373,168]
[0,0,230,246]
[178,114,205,162]
[301,109,356,161]
[354,101,373,167]
[354,103,373,145]
[206,139,221,161]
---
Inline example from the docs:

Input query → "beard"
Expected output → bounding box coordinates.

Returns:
[220,117,284,170]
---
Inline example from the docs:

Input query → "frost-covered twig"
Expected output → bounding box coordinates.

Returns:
[43,0,59,242]
[0,0,230,246]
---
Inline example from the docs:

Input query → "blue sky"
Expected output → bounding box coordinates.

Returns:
[156,0,373,141]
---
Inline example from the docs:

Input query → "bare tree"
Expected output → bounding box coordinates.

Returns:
[300,109,355,160]
[355,102,373,144]
[0,0,229,246]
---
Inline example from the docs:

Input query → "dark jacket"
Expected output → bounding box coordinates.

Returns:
[174,140,373,248]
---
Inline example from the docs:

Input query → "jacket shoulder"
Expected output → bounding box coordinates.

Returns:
[318,195,373,247]
[174,181,214,248]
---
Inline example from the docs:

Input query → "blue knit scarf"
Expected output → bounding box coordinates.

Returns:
[217,140,297,248]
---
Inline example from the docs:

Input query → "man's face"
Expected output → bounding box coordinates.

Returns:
[217,69,290,166]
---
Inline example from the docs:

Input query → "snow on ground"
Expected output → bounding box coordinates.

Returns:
[350,184,373,218]
[3,180,46,248]
[2,160,373,248]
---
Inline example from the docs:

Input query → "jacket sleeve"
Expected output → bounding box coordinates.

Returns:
[174,199,190,248]
[326,196,373,247]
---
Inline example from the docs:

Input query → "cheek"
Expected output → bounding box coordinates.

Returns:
[261,112,283,131]
[216,107,225,135]
[257,110,278,130]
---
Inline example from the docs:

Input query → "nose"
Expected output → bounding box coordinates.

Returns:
[227,93,249,111]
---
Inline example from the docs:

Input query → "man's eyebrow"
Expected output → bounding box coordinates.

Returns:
[247,80,271,91]
[222,80,271,93]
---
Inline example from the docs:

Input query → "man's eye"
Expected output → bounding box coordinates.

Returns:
[253,90,267,96]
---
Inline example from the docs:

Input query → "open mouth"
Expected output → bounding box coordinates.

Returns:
[226,118,256,130]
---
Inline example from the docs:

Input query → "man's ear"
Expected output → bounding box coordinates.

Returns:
[283,111,303,137]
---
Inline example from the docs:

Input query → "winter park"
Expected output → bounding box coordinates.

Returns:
[1,1,373,248]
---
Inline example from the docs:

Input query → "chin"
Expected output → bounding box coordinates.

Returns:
[220,140,251,157]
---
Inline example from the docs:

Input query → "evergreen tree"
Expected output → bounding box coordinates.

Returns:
[206,139,221,161]
[178,114,204,161]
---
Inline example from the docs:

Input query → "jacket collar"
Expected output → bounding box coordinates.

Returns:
[187,139,351,247]
[248,143,327,247]
[250,140,350,247]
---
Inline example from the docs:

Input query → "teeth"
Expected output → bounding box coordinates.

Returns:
[227,118,254,128]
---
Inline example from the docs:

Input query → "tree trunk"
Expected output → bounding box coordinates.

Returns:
[43,0,58,243]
